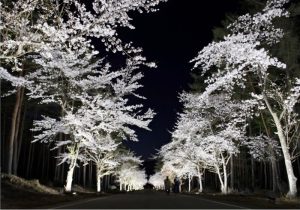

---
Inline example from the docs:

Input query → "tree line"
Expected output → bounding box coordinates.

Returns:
[0,0,167,192]
[150,0,300,198]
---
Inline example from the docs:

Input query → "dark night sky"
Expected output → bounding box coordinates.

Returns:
[120,0,241,160]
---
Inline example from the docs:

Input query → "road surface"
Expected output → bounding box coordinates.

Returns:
[52,191,248,209]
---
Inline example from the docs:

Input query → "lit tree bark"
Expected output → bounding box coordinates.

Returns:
[198,174,203,193]
[65,144,80,192]
[215,165,225,193]
[96,167,102,192]
[196,166,203,193]
[263,95,297,197]
[188,174,191,192]
[222,155,228,194]
[14,97,26,175]
[119,182,122,191]
[215,154,229,194]
[12,88,23,175]
[65,164,75,192]
[7,87,22,174]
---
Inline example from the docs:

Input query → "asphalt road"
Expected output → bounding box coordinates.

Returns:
[52,191,248,209]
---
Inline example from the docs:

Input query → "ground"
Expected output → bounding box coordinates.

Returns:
[1,175,300,209]
[50,191,300,209]
[1,181,100,209]
[1,174,101,209]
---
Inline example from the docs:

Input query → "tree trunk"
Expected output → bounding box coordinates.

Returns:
[60,160,65,182]
[179,178,182,192]
[14,99,26,175]
[297,158,300,177]
[217,154,229,194]
[96,167,101,193]
[251,158,255,191]
[83,165,86,187]
[198,174,203,193]
[271,157,280,193]
[64,145,79,192]
[264,96,297,197]
[196,166,203,193]
[106,175,110,191]
[41,145,45,180]
[54,147,62,182]
[107,175,110,191]
[89,162,93,187]
[188,174,191,192]
[1,101,6,173]
[230,156,234,190]
[13,87,25,175]
[273,116,297,197]
[26,141,32,178]
[222,157,228,194]
[264,162,268,189]
[237,153,241,190]
[0,79,3,170]
[216,164,226,194]
[26,139,35,179]
[65,162,76,192]
[7,87,22,174]
[260,162,264,189]
[77,166,81,185]
[46,145,50,181]
[0,106,7,171]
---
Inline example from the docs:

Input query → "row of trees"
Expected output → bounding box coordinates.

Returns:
[153,0,300,198]
[1,0,165,192]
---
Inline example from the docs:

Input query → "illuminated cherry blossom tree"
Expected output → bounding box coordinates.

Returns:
[191,0,299,197]
[116,152,147,191]
[84,136,120,193]
[0,0,166,190]
[149,172,164,190]
[1,0,165,178]
[31,56,155,192]
[162,93,253,194]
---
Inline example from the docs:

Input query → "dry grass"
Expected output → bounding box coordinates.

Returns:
[1,173,59,195]
[0,173,102,209]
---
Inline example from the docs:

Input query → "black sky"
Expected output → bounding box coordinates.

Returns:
[120,0,241,160]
